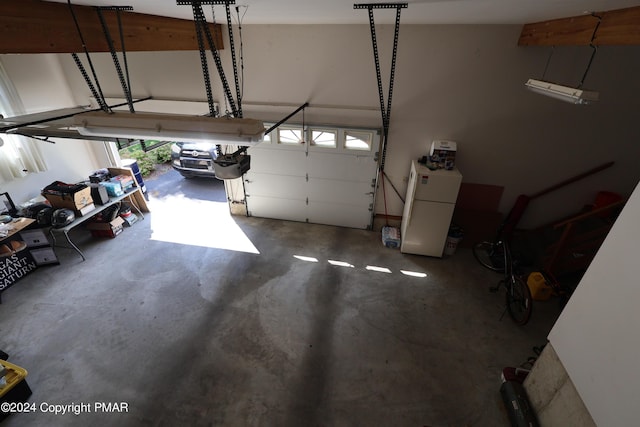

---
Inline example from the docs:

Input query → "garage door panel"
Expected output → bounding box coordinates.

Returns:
[247,196,307,222]
[248,147,307,176]
[308,201,372,229]
[308,178,374,206]
[245,173,306,200]
[308,152,377,182]
[245,127,380,230]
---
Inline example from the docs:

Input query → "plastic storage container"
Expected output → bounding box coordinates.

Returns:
[443,236,462,256]
[0,359,32,421]
[443,224,464,256]
[381,226,401,249]
[527,272,553,301]
[121,159,148,200]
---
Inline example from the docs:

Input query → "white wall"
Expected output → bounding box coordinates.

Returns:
[0,54,105,206]
[49,24,640,227]
[548,181,640,427]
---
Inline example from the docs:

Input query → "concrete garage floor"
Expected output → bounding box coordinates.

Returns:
[0,170,563,426]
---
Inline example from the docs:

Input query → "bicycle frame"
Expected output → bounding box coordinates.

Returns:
[489,240,532,325]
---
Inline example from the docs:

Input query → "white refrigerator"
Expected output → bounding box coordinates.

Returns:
[400,161,462,257]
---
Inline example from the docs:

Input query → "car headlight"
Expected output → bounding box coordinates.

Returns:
[171,144,181,154]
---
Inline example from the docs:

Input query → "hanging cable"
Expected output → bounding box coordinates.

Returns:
[234,6,247,103]
[96,6,135,113]
[115,8,134,111]
[302,105,308,157]
[381,171,389,226]
[383,170,405,204]
[579,13,602,89]
[67,0,110,112]
[192,4,216,116]
[384,6,401,142]
[541,46,555,81]
[224,3,243,118]
[178,1,239,117]
[355,3,407,225]
[211,5,230,116]
[355,3,406,173]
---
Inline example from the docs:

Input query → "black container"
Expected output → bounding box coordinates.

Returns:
[90,184,110,205]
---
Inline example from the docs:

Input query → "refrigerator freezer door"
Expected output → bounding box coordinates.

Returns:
[400,200,455,257]
[413,162,462,203]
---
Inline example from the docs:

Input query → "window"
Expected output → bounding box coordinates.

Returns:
[310,129,337,148]
[277,126,304,145]
[258,123,379,154]
[0,60,48,183]
[345,131,373,151]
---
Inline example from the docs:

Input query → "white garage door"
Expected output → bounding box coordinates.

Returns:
[245,126,381,229]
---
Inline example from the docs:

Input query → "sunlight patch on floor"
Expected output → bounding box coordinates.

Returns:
[292,255,427,278]
[401,270,427,278]
[366,265,392,273]
[328,259,355,268]
[148,194,259,254]
[294,255,319,262]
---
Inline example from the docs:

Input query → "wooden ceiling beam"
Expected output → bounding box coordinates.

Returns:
[518,5,640,46]
[0,0,224,54]
[594,6,640,45]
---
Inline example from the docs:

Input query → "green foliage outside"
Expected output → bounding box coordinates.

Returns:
[118,141,172,177]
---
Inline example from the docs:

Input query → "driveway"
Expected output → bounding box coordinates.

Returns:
[144,164,228,202]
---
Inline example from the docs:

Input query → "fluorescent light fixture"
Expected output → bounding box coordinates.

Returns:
[525,79,599,105]
[74,111,265,145]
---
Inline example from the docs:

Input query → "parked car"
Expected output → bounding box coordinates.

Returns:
[170,142,218,178]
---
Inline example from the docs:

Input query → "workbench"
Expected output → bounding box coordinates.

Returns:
[49,187,144,261]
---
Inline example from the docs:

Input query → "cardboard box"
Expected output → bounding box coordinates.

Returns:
[42,184,93,211]
[86,216,125,238]
[77,203,96,217]
[429,140,457,170]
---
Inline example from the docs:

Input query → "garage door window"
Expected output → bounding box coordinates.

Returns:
[311,129,337,148]
[345,130,373,151]
[278,126,304,145]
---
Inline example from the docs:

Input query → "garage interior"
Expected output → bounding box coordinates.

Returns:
[1,0,640,426]
[0,181,564,426]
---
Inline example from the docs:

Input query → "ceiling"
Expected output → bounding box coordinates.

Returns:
[49,0,640,25]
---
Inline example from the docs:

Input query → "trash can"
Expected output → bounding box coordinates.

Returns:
[444,224,464,256]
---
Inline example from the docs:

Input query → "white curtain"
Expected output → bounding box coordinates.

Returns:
[0,59,48,183]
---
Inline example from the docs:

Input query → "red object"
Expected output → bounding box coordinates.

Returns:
[501,367,530,384]
[593,191,623,209]
[499,161,615,238]
[593,191,623,218]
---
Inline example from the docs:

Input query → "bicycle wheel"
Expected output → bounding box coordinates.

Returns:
[473,241,505,272]
[505,276,533,325]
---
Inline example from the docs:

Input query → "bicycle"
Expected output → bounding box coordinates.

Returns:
[473,239,532,325]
